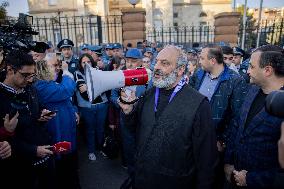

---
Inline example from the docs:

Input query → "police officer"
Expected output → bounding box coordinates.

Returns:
[233,47,250,82]
[57,39,79,75]
[102,43,114,66]
[79,43,91,55]
[232,47,246,72]
[89,45,102,62]
[113,43,124,58]
[186,48,197,61]
[89,45,107,70]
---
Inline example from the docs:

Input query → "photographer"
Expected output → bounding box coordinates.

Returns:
[0,50,56,189]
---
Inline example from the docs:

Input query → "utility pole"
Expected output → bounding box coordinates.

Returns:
[241,0,247,49]
[233,0,236,11]
[256,0,264,47]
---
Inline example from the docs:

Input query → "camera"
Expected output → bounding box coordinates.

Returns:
[0,13,38,56]
[265,90,284,118]
[0,13,39,81]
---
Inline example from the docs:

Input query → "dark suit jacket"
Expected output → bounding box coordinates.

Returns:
[225,86,284,188]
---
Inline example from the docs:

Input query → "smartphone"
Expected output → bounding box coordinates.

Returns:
[45,110,58,116]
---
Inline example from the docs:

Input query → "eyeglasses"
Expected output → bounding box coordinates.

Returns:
[143,61,150,63]
[17,71,37,80]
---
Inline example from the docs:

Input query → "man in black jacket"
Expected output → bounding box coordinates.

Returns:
[119,45,218,189]
[0,50,56,189]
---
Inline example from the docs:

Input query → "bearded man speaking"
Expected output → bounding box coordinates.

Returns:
[118,45,218,189]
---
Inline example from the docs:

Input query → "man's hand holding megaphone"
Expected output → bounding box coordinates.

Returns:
[117,89,137,115]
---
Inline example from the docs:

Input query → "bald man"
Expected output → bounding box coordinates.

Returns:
[118,45,218,189]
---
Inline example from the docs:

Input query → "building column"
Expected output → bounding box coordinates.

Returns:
[142,0,153,28]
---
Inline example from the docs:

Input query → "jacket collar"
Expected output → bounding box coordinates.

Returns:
[197,65,230,88]
[240,85,283,136]
[239,85,260,133]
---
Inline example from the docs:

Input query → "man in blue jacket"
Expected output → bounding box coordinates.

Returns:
[224,45,284,188]
[189,44,248,188]
[190,44,247,147]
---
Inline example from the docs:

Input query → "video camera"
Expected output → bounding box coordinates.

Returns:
[0,13,38,56]
[265,90,284,118]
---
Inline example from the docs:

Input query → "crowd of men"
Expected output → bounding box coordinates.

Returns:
[0,37,284,189]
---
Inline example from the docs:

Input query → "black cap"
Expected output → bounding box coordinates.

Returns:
[32,42,49,53]
[57,39,74,49]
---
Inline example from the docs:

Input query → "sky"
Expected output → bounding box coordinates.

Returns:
[4,0,284,17]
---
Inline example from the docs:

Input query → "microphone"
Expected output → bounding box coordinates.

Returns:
[52,141,71,154]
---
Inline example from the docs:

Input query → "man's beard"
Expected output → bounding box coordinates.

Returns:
[152,68,178,89]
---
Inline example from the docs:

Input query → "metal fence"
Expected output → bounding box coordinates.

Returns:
[30,14,284,51]
[239,18,284,49]
[146,25,215,48]
[32,15,123,52]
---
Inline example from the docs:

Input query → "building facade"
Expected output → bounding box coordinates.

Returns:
[28,0,232,27]
[27,0,232,46]
[248,7,284,26]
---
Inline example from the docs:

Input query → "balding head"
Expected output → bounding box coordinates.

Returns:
[156,45,186,68]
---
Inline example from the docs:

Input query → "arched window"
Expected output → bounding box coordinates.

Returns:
[199,11,207,17]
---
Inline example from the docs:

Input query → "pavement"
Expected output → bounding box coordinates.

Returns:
[78,134,128,189]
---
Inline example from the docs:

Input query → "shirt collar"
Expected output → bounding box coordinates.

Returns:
[0,82,24,94]
[206,72,220,80]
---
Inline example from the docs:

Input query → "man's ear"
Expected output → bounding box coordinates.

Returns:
[5,65,15,76]
[264,65,274,77]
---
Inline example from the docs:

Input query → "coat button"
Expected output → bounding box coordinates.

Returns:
[240,139,244,144]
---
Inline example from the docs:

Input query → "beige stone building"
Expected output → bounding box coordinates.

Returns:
[248,7,284,26]
[27,0,232,45]
[28,0,232,27]
[172,0,232,27]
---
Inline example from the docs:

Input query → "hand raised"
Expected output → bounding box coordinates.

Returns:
[3,112,19,132]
